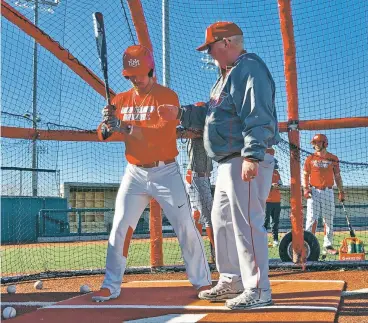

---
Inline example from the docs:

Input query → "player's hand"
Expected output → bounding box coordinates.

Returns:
[303,188,312,199]
[338,191,345,202]
[241,159,259,182]
[157,104,179,121]
[272,183,279,188]
[102,105,130,134]
[102,105,119,131]
[102,105,116,120]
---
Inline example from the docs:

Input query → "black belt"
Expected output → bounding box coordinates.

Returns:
[218,152,241,164]
[193,172,211,177]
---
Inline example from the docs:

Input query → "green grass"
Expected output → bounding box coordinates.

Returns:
[2,231,366,276]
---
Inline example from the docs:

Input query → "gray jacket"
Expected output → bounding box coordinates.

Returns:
[181,52,280,162]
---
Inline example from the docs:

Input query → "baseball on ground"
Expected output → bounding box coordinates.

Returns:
[3,307,16,319]
[34,280,43,290]
[80,284,91,293]
[6,285,16,294]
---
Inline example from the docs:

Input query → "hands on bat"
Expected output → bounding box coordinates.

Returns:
[102,105,131,134]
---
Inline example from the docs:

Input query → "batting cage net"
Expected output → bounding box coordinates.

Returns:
[1,0,367,282]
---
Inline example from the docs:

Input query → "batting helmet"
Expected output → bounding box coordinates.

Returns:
[122,45,154,77]
[310,134,328,148]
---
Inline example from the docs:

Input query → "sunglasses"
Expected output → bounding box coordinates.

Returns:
[207,38,230,54]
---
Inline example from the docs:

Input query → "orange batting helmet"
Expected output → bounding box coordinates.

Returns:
[122,45,154,77]
[311,134,328,148]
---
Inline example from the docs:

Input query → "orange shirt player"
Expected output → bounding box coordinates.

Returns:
[303,134,345,255]
[92,45,211,302]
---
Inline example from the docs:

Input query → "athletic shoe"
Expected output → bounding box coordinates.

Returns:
[225,288,273,310]
[325,246,338,255]
[273,240,279,247]
[92,288,120,302]
[198,277,243,301]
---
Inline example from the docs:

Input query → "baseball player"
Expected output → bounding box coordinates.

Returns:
[92,45,211,302]
[178,106,216,263]
[264,159,283,247]
[159,22,280,310]
[303,134,345,255]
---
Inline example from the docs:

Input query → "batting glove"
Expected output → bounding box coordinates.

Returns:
[338,191,345,202]
[102,105,131,134]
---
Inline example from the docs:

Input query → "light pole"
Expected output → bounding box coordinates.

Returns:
[15,0,60,196]
[162,0,170,87]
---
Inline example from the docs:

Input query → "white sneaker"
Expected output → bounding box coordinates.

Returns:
[273,240,279,247]
[198,277,243,301]
[92,288,120,302]
[225,288,273,310]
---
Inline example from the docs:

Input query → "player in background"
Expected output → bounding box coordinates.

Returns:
[263,157,283,247]
[178,103,216,263]
[303,134,345,255]
[92,45,211,302]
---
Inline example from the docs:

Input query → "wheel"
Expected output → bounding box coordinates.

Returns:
[279,230,320,262]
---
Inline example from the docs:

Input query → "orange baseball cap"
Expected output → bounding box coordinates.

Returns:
[122,45,155,77]
[196,21,243,52]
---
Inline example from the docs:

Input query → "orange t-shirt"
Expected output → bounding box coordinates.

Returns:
[98,83,179,165]
[304,152,340,188]
[267,170,282,203]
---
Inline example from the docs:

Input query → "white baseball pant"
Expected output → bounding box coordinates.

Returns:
[305,187,335,247]
[211,154,274,289]
[186,175,213,227]
[101,162,211,295]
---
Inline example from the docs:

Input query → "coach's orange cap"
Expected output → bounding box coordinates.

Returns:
[196,21,243,52]
[122,45,155,77]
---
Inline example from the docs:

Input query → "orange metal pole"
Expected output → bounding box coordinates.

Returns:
[278,0,305,265]
[298,117,368,130]
[126,0,153,52]
[278,117,368,133]
[126,0,163,268]
[1,1,115,100]
[0,126,100,141]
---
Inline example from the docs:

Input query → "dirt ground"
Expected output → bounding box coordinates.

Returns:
[1,269,367,323]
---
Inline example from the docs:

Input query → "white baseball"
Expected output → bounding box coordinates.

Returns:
[34,280,43,290]
[80,284,91,293]
[3,307,16,319]
[6,285,16,294]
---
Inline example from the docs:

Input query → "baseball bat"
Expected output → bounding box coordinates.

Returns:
[341,202,356,238]
[93,12,111,105]
[93,12,112,139]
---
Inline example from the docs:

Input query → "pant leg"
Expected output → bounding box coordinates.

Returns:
[223,154,274,290]
[305,187,319,232]
[102,165,150,294]
[150,162,211,289]
[264,202,272,230]
[211,163,241,281]
[271,203,281,241]
[192,176,213,227]
[322,189,335,247]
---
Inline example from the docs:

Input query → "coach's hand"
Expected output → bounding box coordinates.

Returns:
[242,159,259,182]
[157,104,180,121]
[338,191,345,202]
[303,188,312,199]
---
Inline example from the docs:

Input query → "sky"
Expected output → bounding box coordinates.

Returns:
[1,0,367,196]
